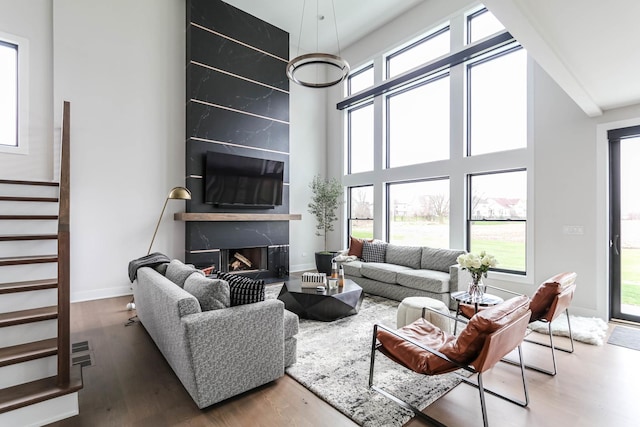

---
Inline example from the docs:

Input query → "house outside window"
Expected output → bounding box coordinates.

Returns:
[468,170,527,273]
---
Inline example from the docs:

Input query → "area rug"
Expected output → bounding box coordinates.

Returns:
[607,325,640,351]
[265,284,461,427]
[528,313,608,345]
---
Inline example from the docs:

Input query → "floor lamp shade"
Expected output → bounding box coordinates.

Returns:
[147,186,192,255]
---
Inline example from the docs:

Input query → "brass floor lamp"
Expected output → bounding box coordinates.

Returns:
[127,186,191,310]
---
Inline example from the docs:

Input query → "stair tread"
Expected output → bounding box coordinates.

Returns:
[0,338,58,367]
[0,179,59,187]
[0,215,59,220]
[0,234,58,241]
[0,364,82,414]
[0,255,58,266]
[0,306,58,327]
[0,279,58,294]
[0,196,59,202]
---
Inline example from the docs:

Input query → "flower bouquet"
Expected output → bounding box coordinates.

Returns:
[456,251,498,301]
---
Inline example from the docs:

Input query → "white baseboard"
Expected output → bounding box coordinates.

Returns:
[0,392,79,427]
[71,285,132,303]
[290,262,316,273]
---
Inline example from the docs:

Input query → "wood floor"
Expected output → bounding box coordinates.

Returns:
[47,295,638,427]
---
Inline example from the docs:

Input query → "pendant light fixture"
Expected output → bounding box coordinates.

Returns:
[287,0,350,88]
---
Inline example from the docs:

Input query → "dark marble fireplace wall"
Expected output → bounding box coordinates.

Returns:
[185,0,290,275]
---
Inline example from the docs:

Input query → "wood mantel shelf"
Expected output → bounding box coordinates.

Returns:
[174,213,302,222]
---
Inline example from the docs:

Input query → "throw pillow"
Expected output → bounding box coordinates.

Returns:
[166,259,203,287]
[362,240,388,263]
[348,236,373,258]
[215,270,265,306]
[184,274,230,311]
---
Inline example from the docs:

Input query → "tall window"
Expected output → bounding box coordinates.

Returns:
[348,64,374,95]
[348,102,374,174]
[387,73,450,168]
[386,26,450,79]
[467,7,505,44]
[348,186,374,240]
[0,40,18,148]
[0,32,27,155]
[468,170,527,273]
[387,178,450,248]
[467,46,527,156]
[340,5,530,272]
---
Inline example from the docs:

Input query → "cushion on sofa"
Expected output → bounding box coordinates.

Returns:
[215,271,265,306]
[166,259,203,287]
[397,269,452,293]
[362,240,388,263]
[361,262,413,284]
[342,260,364,277]
[348,236,372,258]
[183,274,230,311]
[421,247,466,273]
[386,244,422,269]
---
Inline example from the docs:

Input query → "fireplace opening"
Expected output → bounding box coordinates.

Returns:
[221,247,268,273]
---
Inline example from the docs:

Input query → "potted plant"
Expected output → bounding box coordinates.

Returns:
[308,174,343,274]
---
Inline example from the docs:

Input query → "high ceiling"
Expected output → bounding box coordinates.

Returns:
[224,0,640,117]
[222,0,425,54]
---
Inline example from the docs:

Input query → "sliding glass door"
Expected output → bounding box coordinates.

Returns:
[609,126,640,323]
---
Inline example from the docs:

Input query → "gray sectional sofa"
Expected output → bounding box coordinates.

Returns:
[341,244,466,309]
[132,263,298,409]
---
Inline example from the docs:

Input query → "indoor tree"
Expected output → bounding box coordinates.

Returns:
[308,174,343,254]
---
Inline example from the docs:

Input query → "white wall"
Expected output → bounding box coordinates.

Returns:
[288,82,328,272]
[0,0,53,180]
[53,0,186,301]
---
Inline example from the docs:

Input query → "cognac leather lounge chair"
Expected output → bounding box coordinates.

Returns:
[458,272,577,376]
[370,295,532,427]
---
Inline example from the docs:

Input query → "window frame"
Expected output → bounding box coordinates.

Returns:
[0,31,29,155]
[465,44,525,157]
[466,169,527,275]
[347,185,374,246]
[385,71,450,169]
[347,63,374,96]
[347,100,375,174]
[385,25,450,80]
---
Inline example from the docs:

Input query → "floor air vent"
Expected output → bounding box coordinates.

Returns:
[71,340,95,367]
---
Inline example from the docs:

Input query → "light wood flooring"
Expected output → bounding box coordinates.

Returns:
[47,295,638,427]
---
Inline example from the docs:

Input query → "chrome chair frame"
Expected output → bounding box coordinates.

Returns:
[369,308,530,427]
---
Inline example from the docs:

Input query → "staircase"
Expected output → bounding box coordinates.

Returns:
[0,102,82,426]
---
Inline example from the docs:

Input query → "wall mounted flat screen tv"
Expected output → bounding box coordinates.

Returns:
[204,151,284,208]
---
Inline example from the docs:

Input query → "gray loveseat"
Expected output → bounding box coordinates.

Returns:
[133,264,298,408]
[341,244,466,309]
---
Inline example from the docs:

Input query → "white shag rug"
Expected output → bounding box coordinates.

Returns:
[528,313,608,345]
[267,285,461,427]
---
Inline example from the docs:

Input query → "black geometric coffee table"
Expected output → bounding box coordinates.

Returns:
[277,278,364,322]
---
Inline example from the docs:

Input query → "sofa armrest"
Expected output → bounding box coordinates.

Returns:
[449,264,462,293]
[181,299,285,407]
